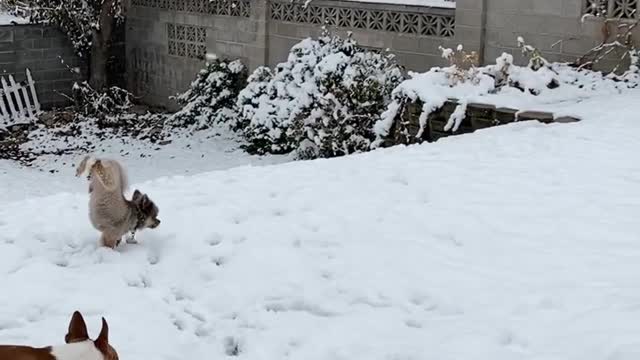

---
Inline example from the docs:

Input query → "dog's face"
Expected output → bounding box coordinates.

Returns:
[132,190,161,229]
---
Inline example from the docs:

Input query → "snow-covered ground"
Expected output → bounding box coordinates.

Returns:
[0,12,28,25]
[0,131,288,203]
[0,88,639,359]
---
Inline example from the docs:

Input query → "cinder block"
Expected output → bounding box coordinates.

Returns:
[267,36,299,67]
[0,62,16,74]
[396,52,445,72]
[0,42,15,52]
[14,39,35,50]
[531,0,564,16]
[12,27,28,40]
[561,37,598,56]
[49,37,71,49]
[52,79,75,91]
[16,49,45,61]
[562,0,583,17]
[42,27,63,38]
[25,27,43,38]
[455,0,485,11]
[455,9,484,28]
[35,80,54,92]
[0,28,14,42]
[32,38,52,49]
[35,69,66,81]
[391,34,423,53]
[0,51,16,63]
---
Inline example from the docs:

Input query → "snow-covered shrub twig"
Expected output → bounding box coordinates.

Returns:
[439,44,480,85]
[517,36,548,71]
[576,8,638,73]
[69,81,134,116]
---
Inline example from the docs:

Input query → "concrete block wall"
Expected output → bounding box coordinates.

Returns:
[126,0,261,108]
[452,0,485,60]
[126,0,457,108]
[267,0,456,71]
[126,0,640,108]
[0,24,84,109]
[479,0,640,69]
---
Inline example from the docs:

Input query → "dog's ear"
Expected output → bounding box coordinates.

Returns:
[132,190,143,203]
[94,317,110,354]
[65,311,90,343]
[140,194,151,208]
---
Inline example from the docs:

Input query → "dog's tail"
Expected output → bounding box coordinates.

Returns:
[76,156,129,193]
[111,159,129,192]
[96,159,129,193]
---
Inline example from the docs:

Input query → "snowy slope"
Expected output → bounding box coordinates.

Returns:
[1,91,640,359]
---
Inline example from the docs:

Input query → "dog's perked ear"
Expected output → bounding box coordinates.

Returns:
[134,192,153,211]
[141,194,151,209]
[65,311,90,343]
[132,189,143,203]
[94,317,109,353]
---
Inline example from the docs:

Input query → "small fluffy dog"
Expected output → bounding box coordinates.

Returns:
[76,155,160,249]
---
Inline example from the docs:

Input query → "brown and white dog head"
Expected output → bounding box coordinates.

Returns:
[63,311,118,360]
[131,189,161,230]
[0,310,118,360]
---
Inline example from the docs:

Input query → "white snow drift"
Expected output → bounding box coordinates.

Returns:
[1,89,640,359]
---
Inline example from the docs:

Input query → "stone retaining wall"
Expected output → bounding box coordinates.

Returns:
[386,99,580,146]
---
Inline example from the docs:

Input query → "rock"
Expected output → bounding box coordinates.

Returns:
[38,112,57,127]
[6,122,34,133]
[38,111,75,127]
[554,116,581,123]
[517,111,554,124]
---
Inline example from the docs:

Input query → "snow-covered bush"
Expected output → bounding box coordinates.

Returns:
[168,57,248,131]
[235,31,403,159]
[230,65,273,132]
[71,81,134,116]
[374,38,640,147]
[439,44,480,86]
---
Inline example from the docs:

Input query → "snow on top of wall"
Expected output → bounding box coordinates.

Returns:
[0,12,29,25]
[342,0,455,8]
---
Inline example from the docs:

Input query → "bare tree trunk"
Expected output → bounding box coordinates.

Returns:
[89,0,116,91]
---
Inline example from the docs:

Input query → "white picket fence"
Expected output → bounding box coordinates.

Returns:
[0,69,40,124]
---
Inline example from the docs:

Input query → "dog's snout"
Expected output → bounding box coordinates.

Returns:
[151,219,161,228]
